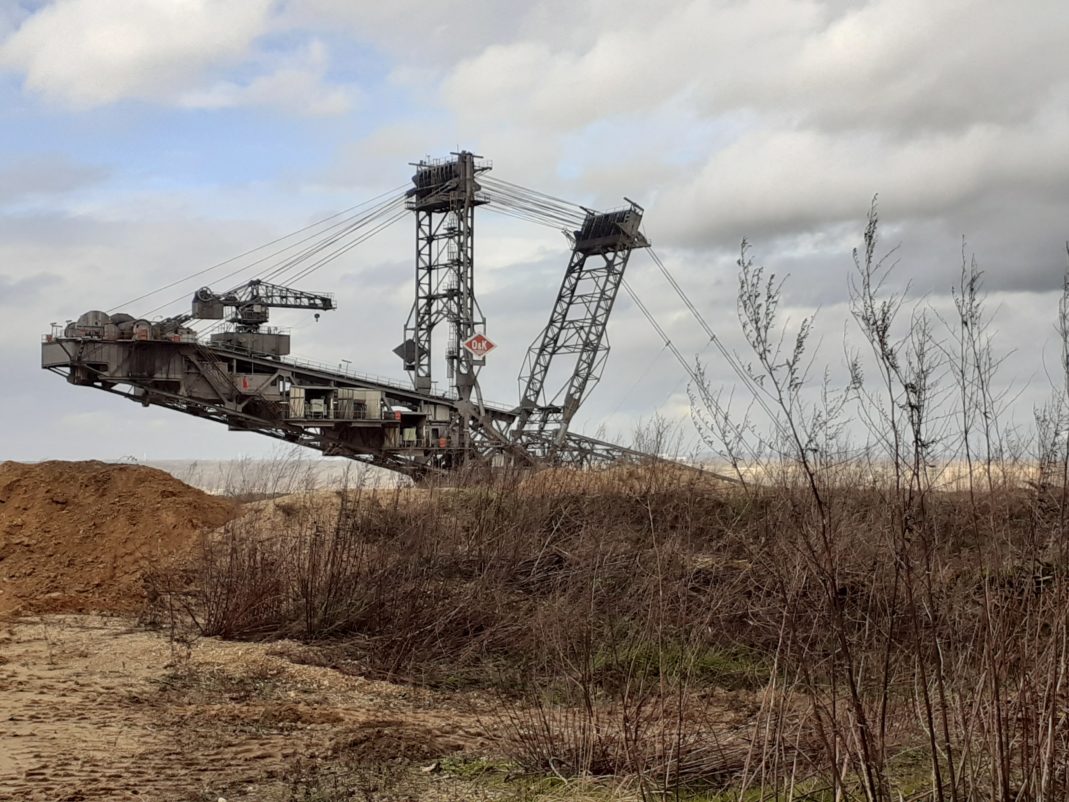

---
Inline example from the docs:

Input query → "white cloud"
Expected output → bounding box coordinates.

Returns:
[403,0,1069,303]
[0,0,275,107]
[0,0,358,115]
[0,155,109,206]
[439,0,822,131]
[180,40,357,116]
[287,0,543,65]
[434,0,1069,137]
[5,0,1069,459]
[779,0,1069,132]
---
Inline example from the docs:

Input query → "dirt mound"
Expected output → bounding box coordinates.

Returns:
[0,461,235,615]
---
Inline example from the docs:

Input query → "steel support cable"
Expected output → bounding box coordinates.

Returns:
[621,278,698,384]
[494,193,583,226]
[483,189,582,227]
[256,195,406,286]
[490,184,581,210]
[286,208,410,285]
[481,178,586,225]
[108,183,409,313]
[139,196,403,318]
[493,204,579,230]
[482,176,578,207]
[263,194,403,274]
[645,247,785,433]
[263,174,460,288]
[482,176,586,213]
[657,335,729,428]
[483,205,569,231]
[487,196,585,229]
[483,200,578,231]
[187,208,408,336]
[620,277,755,450]
[487,184,581,218]
[141,195,406,318]
[286,208,409,285]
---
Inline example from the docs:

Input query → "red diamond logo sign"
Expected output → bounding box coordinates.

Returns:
[463,333,497,358]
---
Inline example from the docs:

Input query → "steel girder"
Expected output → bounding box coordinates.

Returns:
[514,205,648,458]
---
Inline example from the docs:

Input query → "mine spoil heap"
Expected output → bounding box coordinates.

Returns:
[0,461,234,614]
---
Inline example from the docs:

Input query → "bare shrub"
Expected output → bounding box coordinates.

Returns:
[149,212,1069,800]
[687,204,1069,800]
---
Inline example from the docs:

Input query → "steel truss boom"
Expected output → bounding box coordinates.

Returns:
[513,202,649,459]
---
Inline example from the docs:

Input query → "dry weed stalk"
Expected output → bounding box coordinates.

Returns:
[146,213,1069,800]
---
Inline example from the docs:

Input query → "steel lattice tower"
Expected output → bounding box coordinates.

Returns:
[400,152,490,400]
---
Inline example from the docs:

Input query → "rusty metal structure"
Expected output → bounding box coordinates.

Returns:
[41,151,665,479]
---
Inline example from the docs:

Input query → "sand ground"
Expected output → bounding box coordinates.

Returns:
[0,615,494,801]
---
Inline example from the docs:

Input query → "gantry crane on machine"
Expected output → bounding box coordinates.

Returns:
[41,150,698,480]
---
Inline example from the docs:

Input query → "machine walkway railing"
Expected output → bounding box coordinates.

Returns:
[209,346,517,415]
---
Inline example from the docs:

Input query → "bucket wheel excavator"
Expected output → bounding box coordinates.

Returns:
[41,150,691,480]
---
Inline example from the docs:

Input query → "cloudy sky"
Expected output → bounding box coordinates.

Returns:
[2,0,1068,462]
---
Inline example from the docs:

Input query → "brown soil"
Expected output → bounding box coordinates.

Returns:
[0,615,490,801]
[0,461,235,615]
[0,468,507,799]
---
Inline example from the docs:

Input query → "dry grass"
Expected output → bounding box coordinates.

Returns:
[147,214,1069,800]
[143,470,1069,799]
